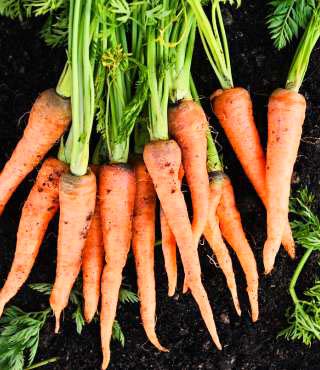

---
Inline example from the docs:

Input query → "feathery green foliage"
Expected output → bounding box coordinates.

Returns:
[112,320,125,347]
[119,288,139,304]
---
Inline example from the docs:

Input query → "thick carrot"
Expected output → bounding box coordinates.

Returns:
[217,174,259,322]
[100,164,136,370]
[0,89,71,215]
[144,140,221,350]
[0,158,67,317]
[211,87,295,258]
[50,170,96,333]
[204,172,241,316]
[132,159,168,352]
[169,100,209,245]
[160,165,184,297]
[263,89,306,274]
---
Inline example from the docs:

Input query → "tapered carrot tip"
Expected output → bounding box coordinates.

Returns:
[168,285,176,297]
[54,309,62,334]
[84,310,95,324]
[146,328,169,352]
[182,279,189,294]
[101,349,111,370]
[263,239,278,275]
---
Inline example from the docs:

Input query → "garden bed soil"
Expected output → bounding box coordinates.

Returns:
[1,1,320,369]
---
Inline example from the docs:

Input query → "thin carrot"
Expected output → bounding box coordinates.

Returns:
[263,89,306,274]
[204,171,241,316]
[0,89,71,215]
[50,169,96,333]
[100,164,136,369]
[0,158,68,317]
[82,166,104,323]
[132,159,168,352]
[217,174,259,322]
[211,87,295,258]
[144,140,221,350]
[160,165,184,297]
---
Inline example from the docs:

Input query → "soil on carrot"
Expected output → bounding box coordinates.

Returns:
[1,2,320,369]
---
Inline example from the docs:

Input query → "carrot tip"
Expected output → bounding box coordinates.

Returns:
[54,310,62,334]
[182,279,189,294]
[101,351,110,370]
[168,287,175,297]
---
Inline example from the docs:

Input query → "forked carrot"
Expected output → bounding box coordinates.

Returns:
[0,89,71,215]
[144,140,221,350]
[211,87,295,258]
[263,89,306,274]
[100,164,136,370]
[50,169,96,332]
[0,158,68,317]
[217,174,259,322]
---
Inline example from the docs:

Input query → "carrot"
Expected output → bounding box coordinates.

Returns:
[217,174,259,322]
[132,159,168,352]
[169,100,209,245]
[50,169,96,333]
[0,89,71,215]
[0,158,67,317]
[160,165,184,297]
[211,87,295,258]
[263,89,306,274]
[204,172,241,316]
[99,164,136,370]
[82,166,104,323]
[144,140,221,350]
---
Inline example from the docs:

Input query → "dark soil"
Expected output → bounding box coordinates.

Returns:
[1,2,320,369]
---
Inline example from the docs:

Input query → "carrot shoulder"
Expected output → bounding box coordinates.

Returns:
[0,89,71,215]
[0,158,68,317]
[263,88,306,274]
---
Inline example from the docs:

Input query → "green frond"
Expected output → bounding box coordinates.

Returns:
[0,0,27,19]
[119,288,139,304]
[112,320,125,347]
[29,283,53,295]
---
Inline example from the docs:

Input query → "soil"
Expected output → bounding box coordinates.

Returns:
[1,2,320,369]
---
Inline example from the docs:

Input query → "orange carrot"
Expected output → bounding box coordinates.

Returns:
[99,164,136,370]
[50,169,96,332]
[160,165,184,297]
[263,89,306,274]
[132,159,168,351]
[0,158,67,317]
[204,172,241,316]
[144,140,221,350]
[217,174,259,322]
[0,89,71,215]
[211,87,295,258]
[169,100,209,245]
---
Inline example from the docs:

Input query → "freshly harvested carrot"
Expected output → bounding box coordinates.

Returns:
[144,140,221,350]
[169,100,209,245]
[0,89,71,215]
[50,170,96,333]
[160,165,184,297]
[132,159,167,352]
[204,172,241,316]
[263,89,306,274]
[217,174,259,322]
[0,158,67,317]
[211,87,295,259]
[100,164,136,369]
[82,166,104,323]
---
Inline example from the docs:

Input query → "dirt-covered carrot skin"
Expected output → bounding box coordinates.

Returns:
[0,158,68,317]
[211,87,295,258]
[263,89,306,274]
[100,164,136,370]
[169,100,209,245]
[132,159,168,352]
[204,172,241,316]
[217,174,259,322]
[144,140,221,350]
[50,170,96,333]
[0,89,71,215]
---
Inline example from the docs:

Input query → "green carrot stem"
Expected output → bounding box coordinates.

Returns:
[25,357,60,370]
[207,131,223,172]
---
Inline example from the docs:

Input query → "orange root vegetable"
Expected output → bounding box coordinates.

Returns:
[0,89,71,215]
[0,158,68,317]
[217,174,259,322]
[132,159,168,352]
[169,100,209,245]
[144,140,221,350]
[204,172,241,316]
[211,87,295,258]
[99,164,136,370]
[50,170,96,333]
[160,165,184,297]
[263,89,306,274]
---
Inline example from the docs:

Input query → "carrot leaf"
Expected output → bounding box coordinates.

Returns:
[112,320,125,347]
[119,288,139,304]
